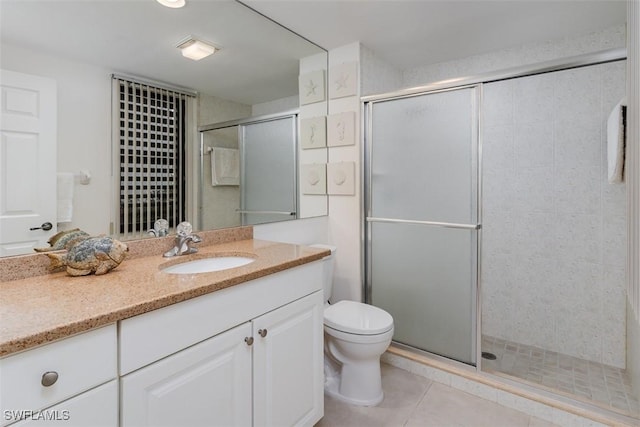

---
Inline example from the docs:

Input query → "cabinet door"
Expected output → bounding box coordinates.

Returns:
[10,380,117,427]
[121,323,252,427]
[253,291,324,427]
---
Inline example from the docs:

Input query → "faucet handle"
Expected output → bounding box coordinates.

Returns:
[191,234,202,243]
[154,219,169,236]
[176,221,193,237]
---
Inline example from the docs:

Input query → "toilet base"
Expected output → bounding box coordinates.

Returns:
[323,355,385,406]
[324,374,384,406]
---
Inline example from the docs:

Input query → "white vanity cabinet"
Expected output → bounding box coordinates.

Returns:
[121,323,253,427]
[0,325,117,427]
[252,291,324,427]
[119,261,324,427]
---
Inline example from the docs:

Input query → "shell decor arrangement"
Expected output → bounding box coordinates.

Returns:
[46,236,129,276]
[34,229,90,252]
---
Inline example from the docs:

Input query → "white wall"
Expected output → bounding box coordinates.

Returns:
[1,43,112,235]
[327,42,363,303]
[254,216,328,245]
[252,95,298,116]
[403,25,626,87]
[360,44,403,96]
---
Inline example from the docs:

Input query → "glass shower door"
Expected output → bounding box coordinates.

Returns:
[366,87,479,365]
[240,116,297,226]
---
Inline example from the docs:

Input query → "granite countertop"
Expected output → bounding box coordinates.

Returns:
[0,239,329,357]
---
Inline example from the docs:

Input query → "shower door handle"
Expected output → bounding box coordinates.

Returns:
[366,217,481,230]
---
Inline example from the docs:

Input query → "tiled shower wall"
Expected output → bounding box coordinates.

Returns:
[481,61,627,368]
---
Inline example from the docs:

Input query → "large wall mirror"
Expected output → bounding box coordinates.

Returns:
[0,0,328,256]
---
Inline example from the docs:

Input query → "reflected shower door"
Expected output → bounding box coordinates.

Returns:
[240,116,297,226]
[367,87,479,365]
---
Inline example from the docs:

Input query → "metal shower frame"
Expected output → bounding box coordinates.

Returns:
[361,47,627,372]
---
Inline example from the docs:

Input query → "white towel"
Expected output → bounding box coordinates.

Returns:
[607,99,626,184]
[56,173,74,222]
[210,147,239,186]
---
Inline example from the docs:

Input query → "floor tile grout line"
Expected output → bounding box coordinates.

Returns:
[402,380,434,427]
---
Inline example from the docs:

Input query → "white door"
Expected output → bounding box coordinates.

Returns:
[0,69,57,256]
[253,291,324,427]
[120,323,252,427]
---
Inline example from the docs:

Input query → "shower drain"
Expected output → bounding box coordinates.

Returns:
[481,351,497,360]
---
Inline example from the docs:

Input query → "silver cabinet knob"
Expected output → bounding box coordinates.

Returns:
[41,371,58,387]
[244,337,254,346]
[258,329,268,338]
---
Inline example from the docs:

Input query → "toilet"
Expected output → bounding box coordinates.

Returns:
[311,244,394,406]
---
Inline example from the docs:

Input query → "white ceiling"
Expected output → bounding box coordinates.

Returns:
[0,1,627,105]
[0,0,323,105]
[245,0,627,69]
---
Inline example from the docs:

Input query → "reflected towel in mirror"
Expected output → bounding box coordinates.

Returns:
[210,147,239,186]
[57,172,74,222]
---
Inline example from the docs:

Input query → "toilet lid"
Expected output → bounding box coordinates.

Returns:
[324,301,393,335]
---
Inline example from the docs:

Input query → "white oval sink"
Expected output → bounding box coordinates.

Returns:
[162,256,255,274]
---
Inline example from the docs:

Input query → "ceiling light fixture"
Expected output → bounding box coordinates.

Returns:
[157,0,186,9]
[176,37,217,61]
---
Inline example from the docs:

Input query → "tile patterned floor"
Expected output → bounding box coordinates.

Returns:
[316,363,559,427]
[481,335,640,417]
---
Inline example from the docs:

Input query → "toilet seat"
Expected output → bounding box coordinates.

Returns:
[324,300,393,335]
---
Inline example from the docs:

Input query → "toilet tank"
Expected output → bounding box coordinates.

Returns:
[309,244,336,301]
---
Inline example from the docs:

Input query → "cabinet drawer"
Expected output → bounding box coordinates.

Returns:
[7,380,118,427]
[0,325,117,424]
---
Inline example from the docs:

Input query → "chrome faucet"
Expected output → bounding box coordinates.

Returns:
[163,222,202,257]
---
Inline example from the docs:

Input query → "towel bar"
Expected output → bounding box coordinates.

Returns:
[235,210,296,216]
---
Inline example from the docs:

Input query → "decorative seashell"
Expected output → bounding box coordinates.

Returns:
[46,237,128,276]
[34,229,90,252]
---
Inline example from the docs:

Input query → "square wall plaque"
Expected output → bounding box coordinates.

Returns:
[300,116,327,149]
[327,112,355,147]
[329,62,358,99]
[301,163,327,195]
[327,162,355,196]
[299,70,326,105]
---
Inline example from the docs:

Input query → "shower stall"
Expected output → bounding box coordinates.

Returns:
[198,112,298,231]
[364,49,638,419]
